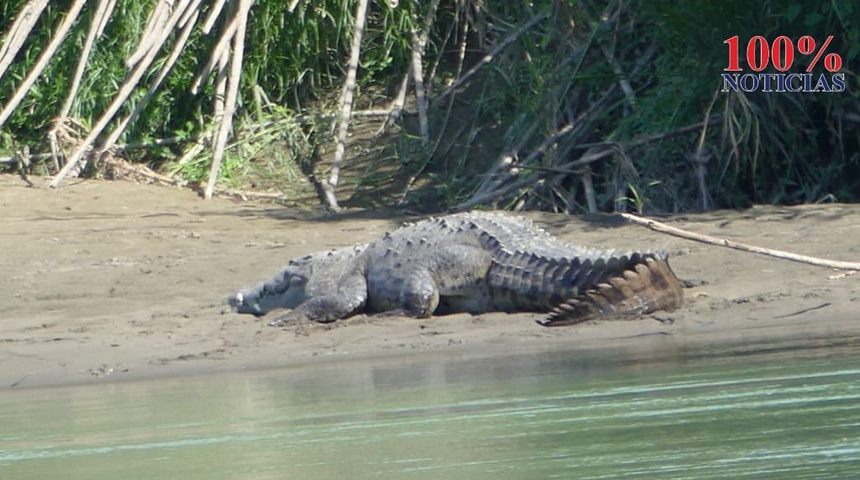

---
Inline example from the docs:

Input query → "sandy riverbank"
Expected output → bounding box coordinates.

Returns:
[1,174,858,389]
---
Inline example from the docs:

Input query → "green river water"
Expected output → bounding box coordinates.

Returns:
[1,347,859,479]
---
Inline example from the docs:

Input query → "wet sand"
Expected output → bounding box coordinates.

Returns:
[1,175,858,389]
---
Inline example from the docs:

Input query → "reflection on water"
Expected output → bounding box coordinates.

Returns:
[1,347,859,479]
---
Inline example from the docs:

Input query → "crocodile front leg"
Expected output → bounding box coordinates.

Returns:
[269,271,368,325]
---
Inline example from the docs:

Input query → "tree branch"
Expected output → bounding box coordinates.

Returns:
[621,213,860,271]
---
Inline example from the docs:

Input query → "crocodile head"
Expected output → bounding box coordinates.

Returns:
[228,255,314,316]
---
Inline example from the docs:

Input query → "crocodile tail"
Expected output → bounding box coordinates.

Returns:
[538,255,683,327]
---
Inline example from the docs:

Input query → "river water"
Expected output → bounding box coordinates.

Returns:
[1,346,859,479]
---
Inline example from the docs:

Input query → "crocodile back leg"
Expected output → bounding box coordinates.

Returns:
[367,244,494,315]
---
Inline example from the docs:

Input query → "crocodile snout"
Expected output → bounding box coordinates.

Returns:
[228,291,263,316]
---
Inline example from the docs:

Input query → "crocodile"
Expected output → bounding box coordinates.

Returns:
[228,211,684,327]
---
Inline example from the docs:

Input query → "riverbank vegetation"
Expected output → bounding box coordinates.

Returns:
[0,0,857,212]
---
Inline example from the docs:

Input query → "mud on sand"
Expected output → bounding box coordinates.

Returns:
[1,175,859,389]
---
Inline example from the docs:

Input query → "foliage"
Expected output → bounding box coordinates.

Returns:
[637,0,860,207]
[0,0,858,211]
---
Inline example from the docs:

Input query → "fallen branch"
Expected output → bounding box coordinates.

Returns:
[209,188,287,201]
[571,118,720,153]
[4,135,189,167]
[450,123,577,211]
[620,213,860,271]
[379,72,410,135]
[101,157,185,187]
[471,121,540,199]
[201,0,229,33]
[0,152,64,163]
[247,109,392,131]
[116,136,187,151]
[127,0,172,68]
[453,39,662,212]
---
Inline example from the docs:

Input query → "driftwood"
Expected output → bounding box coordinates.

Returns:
[621,213,860,271]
